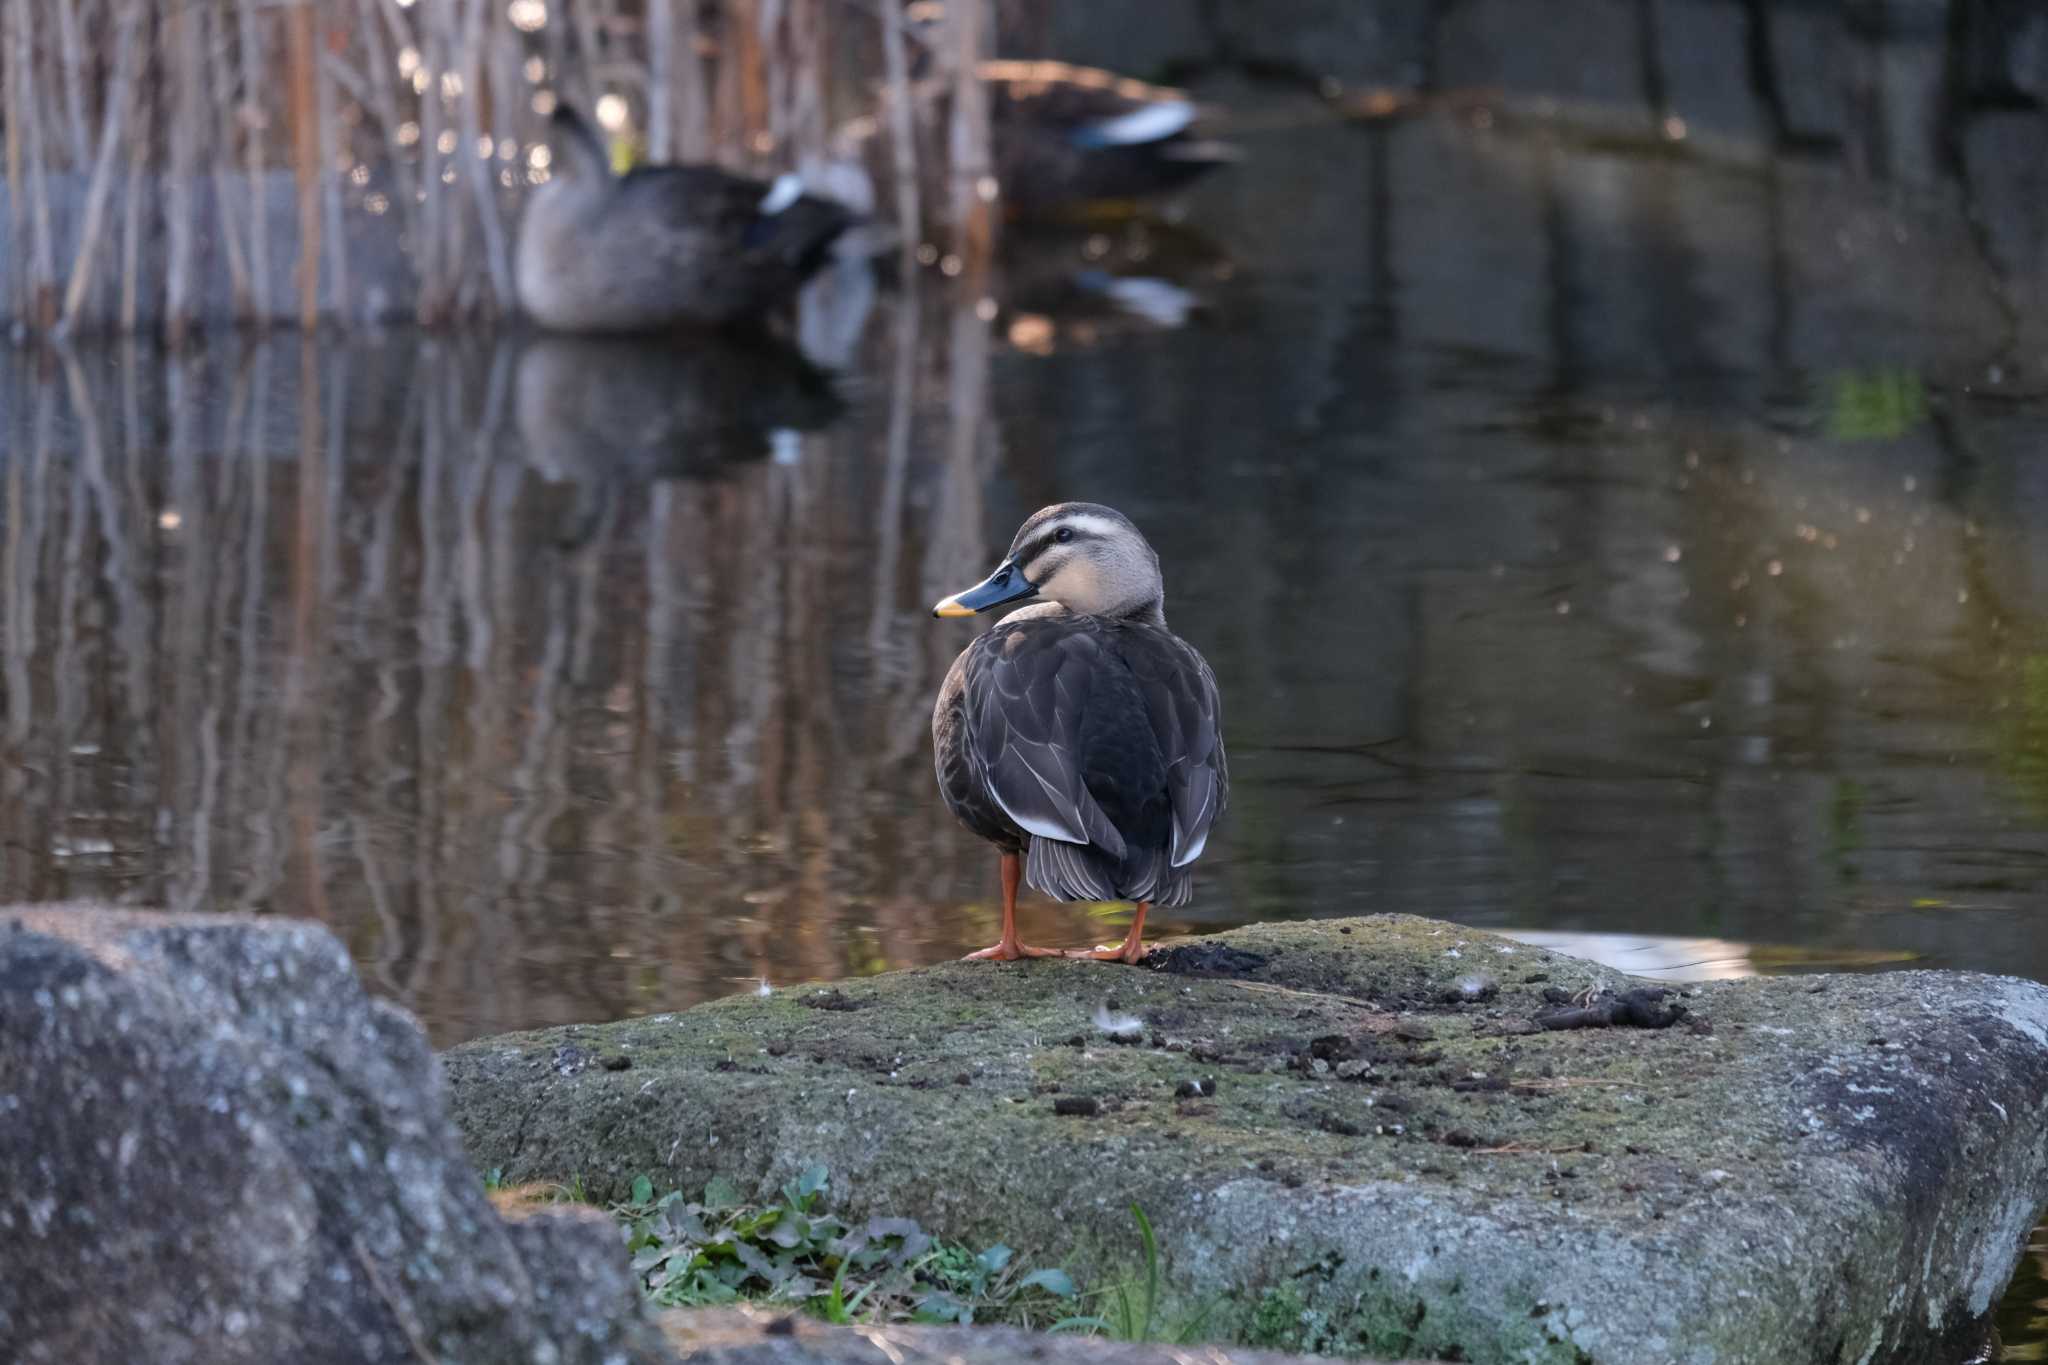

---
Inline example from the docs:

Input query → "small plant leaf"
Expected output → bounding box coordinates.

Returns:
[977,1244,1014,1275]
[796,1164,829,1202]
[631,1175,655,1206]
[1049,1315,1113,1334]
[1017,1268,1078,1298]
[702,1175,744,1211]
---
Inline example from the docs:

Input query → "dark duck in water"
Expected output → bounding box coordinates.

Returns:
[515,104,854,332]
[930,503,1227,963]
[981,61,1240,217]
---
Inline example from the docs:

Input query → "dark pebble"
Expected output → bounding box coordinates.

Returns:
[762,1316,798,1338]
[1339,927,1353,935]
[954,1073,972,1086]
[1052,1096,1100,1118]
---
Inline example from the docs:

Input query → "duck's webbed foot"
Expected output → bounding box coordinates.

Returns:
[963,939,1065,961]
[1067,902,1150,965]
[964,852,1062,961]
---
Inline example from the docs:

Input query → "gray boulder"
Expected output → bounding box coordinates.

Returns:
[445,915,2048,1365]
[0,904,674,1365]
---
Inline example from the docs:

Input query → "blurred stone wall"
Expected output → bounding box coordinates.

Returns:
[1029,0,2048,341]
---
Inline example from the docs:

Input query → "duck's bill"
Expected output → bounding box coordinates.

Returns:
[932,558,1038,617]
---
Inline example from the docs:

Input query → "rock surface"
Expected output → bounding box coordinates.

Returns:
[656,1305,1427,1365]
[445,915,2048,1365]
[0,905,675,1365]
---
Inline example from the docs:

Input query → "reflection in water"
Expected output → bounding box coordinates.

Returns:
[4,108,2048,1057]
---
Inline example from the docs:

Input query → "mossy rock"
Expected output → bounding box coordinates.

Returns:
[443,915,2048,1364]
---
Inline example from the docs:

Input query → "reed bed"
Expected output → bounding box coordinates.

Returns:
[0,0,998,337]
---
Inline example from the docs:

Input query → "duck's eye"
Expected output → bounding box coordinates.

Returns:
[1054,527,1074,544]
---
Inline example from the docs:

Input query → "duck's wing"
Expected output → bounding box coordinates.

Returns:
[963,623,1129,860]
[1123,629,1227,868]
[616,166,851,273]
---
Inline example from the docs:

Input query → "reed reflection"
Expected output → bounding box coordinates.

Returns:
[0,303,1129,1043]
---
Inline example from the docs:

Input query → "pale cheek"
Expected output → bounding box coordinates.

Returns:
[1043,560,1105,612]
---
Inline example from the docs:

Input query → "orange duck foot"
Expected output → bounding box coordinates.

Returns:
[963,939,1065,961]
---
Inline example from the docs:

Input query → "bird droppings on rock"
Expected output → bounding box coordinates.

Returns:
[1535,987,1689,1030]
[1145,943,1270,977]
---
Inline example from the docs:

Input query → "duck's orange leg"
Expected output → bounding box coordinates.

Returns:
[1070,901,1149,964]
[964,852,1062,961]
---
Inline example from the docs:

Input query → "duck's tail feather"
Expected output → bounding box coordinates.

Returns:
[1026,837,1195,907]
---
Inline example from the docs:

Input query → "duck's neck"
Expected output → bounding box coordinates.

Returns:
[1123,597,1167,627]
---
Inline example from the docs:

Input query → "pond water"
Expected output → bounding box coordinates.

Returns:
[3,100,2046,1356]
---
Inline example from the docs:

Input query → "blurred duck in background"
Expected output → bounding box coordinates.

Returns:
[515,104,857,332]
[980,60,1240,217]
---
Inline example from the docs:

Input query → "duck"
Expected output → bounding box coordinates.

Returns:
[929,503,1227,963]
[980,61,1240,217]
[515,104,856,332]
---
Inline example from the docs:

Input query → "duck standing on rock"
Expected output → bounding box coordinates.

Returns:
[931,504,1227,963]
[515,104,854,332]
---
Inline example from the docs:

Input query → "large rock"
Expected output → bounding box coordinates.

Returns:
[0,905,675,1365]
[446,916,2048,1365]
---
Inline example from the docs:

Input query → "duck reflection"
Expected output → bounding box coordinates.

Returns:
[993,219,1235,343]
[514,332,848,544]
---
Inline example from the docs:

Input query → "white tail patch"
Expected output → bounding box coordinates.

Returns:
[1102,276,1195,328]
[758,172,804,215]
[1076,100,1194,148]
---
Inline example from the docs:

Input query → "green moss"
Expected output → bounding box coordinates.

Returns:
[1246,1283,1307,1350]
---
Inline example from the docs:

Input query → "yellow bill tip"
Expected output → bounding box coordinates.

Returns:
[932,595,976,618]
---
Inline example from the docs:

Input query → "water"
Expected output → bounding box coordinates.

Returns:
[3,100,2047,1354]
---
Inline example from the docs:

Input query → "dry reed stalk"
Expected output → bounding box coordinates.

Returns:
[55,0,92,169]
[647,0,675,159]
[314,5,349,319]
[162,0,203,342]
[119,109,144,332]
[58,0,143,331]
[15,0,61,331]
[455,0,511,315]
[3,0,27,325]
[206,2,255,321]
[237,0,273,325]
[415,0,452,322]
[878,0,921,269]
[946,0,995,277]
[286,0,321,329]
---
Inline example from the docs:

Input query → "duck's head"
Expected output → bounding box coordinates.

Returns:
[933,502,1164,623]
[543,103,613,185]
